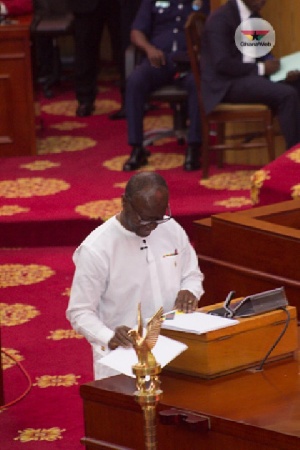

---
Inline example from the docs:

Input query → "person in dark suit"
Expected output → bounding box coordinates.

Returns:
[201,0,300,150]
[68,0,121,117]
[109,0,142,120]
[123,0,210,172]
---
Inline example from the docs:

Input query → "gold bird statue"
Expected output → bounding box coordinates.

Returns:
[128,303,163,369]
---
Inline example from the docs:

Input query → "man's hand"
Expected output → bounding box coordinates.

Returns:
[146,46,166,68]
[131,29,165,68]
[285,70,300,83]
[108,326,133,350]
[264,59,280,76]
[175,290,198,313]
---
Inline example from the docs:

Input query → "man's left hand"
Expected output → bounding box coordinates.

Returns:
[285,70,300,83]
[175,290,198,313]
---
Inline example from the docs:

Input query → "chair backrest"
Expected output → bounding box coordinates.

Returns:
[32,0,73,34]
[184,12,207,117]
[33,0,71,17]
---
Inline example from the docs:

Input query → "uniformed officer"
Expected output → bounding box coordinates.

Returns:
[123,0,210,172]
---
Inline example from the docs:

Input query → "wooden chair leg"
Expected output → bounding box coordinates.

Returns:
[216,123,225,168]
[201,138,210,179]
[266,119,275,162]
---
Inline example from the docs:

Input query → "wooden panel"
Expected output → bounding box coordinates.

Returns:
[0,16,36,157]
[80,349,300,450]
[0,75,14,144]
[262,0,300,58]
[161,305,298,378]
[194,200,300,318]
[0,328,4,406]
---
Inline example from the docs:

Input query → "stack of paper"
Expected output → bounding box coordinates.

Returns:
[270,51,300,82]
[162,310,239,334]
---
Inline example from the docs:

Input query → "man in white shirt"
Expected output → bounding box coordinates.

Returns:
[66,172,204,380]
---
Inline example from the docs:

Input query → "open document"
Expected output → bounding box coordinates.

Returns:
[99,334,187,378]
[161,310,239,334]
[270,51,300,82]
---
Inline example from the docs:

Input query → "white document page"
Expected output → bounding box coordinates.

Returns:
[270,51,300,82]
[99,334,188,378]
[161,311,239,334]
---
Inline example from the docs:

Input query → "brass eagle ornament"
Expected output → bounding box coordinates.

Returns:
[128,303,163,369]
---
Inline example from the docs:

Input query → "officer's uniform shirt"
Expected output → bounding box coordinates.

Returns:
[132,0,210,54]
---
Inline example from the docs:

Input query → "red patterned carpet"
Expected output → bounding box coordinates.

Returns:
[0,72,263,247]
[1,246,92,449]
[2,72,297,449]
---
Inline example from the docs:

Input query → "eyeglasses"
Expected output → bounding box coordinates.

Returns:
[130,201,172,226]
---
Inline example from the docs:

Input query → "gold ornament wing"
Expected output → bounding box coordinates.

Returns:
[145,307,164,350]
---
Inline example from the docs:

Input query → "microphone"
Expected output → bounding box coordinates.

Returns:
[140,239,148,250]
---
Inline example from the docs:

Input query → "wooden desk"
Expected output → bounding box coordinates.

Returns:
[0,327,3,406]
[80,351,300,450]
[0,15,36,157]
[194,199,300,319]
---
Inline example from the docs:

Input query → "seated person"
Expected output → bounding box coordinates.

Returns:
[123,0,210,172]
[0,0,32,17]
[201,0,300,151]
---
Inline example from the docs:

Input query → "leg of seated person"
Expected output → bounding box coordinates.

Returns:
[123,59,175,171]
[180,72,202,171]
[223,75,300,150]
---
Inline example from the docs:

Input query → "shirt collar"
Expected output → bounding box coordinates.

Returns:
[236,0,252,21]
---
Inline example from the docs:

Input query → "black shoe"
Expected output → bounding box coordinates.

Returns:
[123,146,149,171]
[76,103,95,117]
[109,106,126,120]
[183,145,201,171]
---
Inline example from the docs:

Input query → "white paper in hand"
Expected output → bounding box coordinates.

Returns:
[99,334,187,378]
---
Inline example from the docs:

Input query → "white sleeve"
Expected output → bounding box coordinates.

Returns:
[66,245,114,348]
[179,229,205,300]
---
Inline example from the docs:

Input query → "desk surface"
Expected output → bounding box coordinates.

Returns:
[91,355,300,434]
[81,340,300,449]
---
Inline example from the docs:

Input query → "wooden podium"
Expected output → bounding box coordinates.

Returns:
[80,349,300,450]
[194,199,300,319]
[0,15,36,157]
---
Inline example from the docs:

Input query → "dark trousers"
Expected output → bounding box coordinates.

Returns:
[223,75,300,149]
[125,56,201,146]
[117,0,141,100]
[73,0,120,104]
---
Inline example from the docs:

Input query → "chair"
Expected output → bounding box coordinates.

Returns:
[184,12,275,179]
[31,0,74,98]
[125,44,188,147]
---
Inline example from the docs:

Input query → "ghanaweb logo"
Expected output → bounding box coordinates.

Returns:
[235,18,275,59]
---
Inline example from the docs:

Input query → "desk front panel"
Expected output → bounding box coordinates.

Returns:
[0,18,36,157]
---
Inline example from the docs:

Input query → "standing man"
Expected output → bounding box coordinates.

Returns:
[66,172,204,380]
[109,0,142,120]
[201,0,300,150]
[68,0,121,117]
[123,0,210,172]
